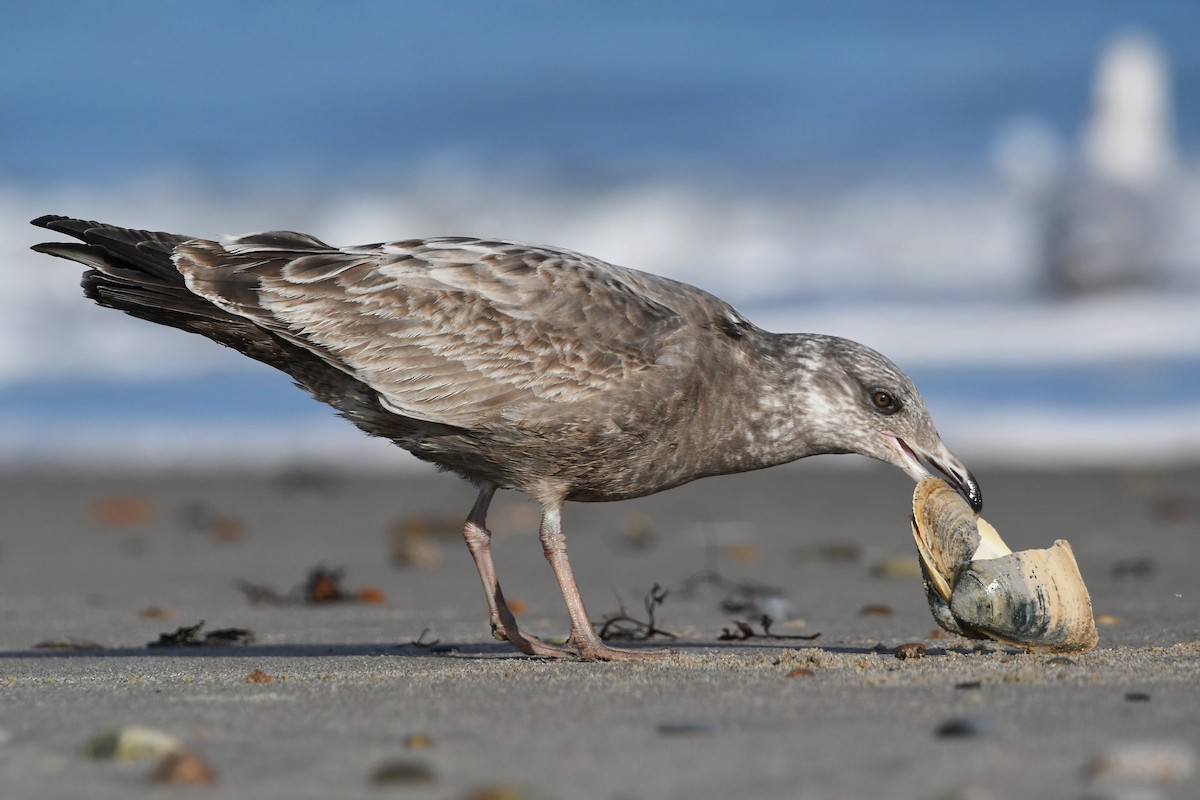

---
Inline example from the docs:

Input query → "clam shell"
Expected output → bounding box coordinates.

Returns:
[910,477,1098,653]
[949,540,1099,652]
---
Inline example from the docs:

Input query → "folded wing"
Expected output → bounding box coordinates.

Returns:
[176,234,705,428]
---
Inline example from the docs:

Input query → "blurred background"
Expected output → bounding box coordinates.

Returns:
[2,1,1198,469]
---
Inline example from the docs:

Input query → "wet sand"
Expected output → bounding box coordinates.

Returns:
[1,461,1197,799]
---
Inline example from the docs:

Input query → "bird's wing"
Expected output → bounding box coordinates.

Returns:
[175,233,729,428]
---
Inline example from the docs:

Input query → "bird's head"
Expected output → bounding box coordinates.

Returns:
[796,336,982,512]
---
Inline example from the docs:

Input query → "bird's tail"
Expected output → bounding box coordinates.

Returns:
[29,215,310,372]
[32,215,225,325]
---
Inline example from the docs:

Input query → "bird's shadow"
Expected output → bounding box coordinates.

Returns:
[0,642,506,660]
[0,639,990,661]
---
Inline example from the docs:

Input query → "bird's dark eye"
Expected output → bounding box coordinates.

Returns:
[870,389,900,415]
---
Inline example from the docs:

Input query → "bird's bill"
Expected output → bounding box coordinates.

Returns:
[886,434,983,512]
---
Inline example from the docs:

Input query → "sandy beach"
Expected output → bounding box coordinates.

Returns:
[1,461,1197,799]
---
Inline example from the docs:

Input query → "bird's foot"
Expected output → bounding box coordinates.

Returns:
[572,639,674,662]
[492,623,573,659]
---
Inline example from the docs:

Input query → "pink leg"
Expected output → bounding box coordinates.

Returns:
[462,484,569,658]
[538,502,672,662]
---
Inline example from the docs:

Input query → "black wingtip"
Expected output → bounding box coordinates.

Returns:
[31,215,101,241]
[31,241,84,257]
[31,214,71,228]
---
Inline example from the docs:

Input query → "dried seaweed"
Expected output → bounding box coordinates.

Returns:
[147,621,254,648]
[204,627,255,646]
[410,628,441,648]
[148,621,206,647]
[407,628,456,654]
[596,583,677,642]
[717,615,820,642]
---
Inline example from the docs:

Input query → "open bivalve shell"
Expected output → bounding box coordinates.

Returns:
[910,477,1099,653]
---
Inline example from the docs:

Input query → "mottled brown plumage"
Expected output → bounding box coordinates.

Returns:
[31,214,980,661]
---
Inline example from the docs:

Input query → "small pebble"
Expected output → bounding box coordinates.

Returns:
[1148,493,1192,524]
[355,586,387,604]
[506,599,528,616]
[785,667,814,678]
[860,604,893,616]
[370,760,437,786]
[934,787,996,800]
[244,669,274,684]
[138,606,174,620]
[1045,656,1078,667]
[33,638,104,651]
[895,642,926,660]
[149,749,216,785]
[726,543,761,563]
[1041,657,1080,671]
[792,542,862,564]
[1110,557,1155,579]
[84,726,181,761]
[1087,741,1195,786]
[619,511,656,551]
[872,556,922,578]
[1124,691,1151,702]
[657,721,722,736]
[935,716,997,739]
[1079,786,1167,800]
[390,522,445,568]
[461,786,538,800]
[207,515,243,542]
[753,595,798,622]
[954,681,983,690]
[404,733,434,750]
[92,496,154,526]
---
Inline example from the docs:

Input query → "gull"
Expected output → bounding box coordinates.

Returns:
[31,215,981,661]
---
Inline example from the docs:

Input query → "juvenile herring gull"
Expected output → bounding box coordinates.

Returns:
[31,215,981,661]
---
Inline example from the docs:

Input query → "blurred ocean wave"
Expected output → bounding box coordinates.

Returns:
[5,165,1199,467]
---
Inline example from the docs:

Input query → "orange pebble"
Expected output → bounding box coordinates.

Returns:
[356,586,387,604]
[727,543,760,563]
[92,496,154,527]
[149,750,216,785]
[209,516,243,542]
[244,669,274,684]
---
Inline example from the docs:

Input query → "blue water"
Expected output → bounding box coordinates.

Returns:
[4,2,1199,465]
[4,2,1198,184]
[912,359,1200,412]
